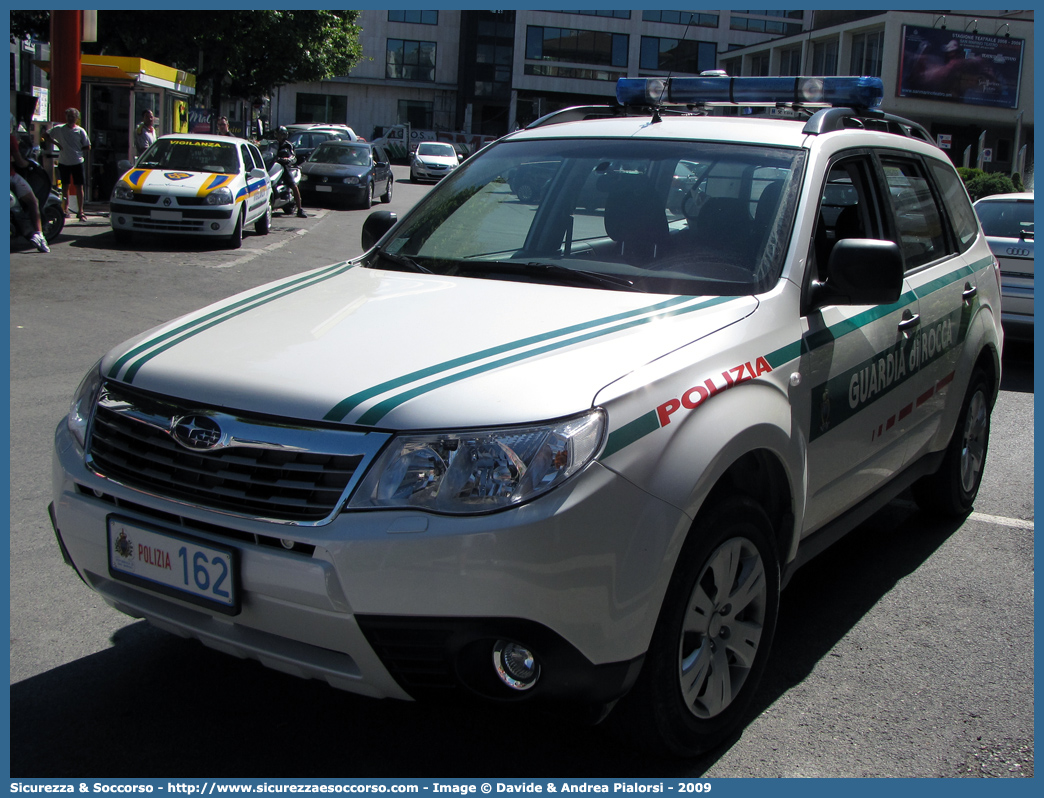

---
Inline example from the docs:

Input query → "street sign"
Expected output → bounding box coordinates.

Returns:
[937,133,952,149]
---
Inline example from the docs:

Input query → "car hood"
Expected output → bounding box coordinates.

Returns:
[117,168,244,198]
[416,155,457,167]
[102,264,757,429]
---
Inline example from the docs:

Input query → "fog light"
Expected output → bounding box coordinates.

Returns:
[493,640,540,690]
[117,216,126,225]
[211,223,221,231]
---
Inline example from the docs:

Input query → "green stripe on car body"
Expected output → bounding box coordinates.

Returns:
[110,261,355,383]
[603,258,990,457]
[326,295,734,423]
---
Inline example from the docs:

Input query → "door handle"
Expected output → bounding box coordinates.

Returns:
[962,283,978,303]
[898,310,921,333]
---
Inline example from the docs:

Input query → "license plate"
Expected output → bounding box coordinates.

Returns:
[316,185,333,192]
[108,517,238,614]
[151,210,183,221]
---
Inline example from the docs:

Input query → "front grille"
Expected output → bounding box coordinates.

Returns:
[88,382,387,524]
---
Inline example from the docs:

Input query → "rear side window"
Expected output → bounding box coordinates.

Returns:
[880,157,950,270]
[927,159,979,251]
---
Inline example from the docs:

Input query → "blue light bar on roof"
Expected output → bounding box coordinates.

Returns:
[616,76,884,109]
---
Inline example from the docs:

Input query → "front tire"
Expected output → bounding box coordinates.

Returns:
[226,209,243,249]
[912,367,991,517]
[616,496,780,758]
[254,200,271,235]
[41,204,65,242]
[358,180,374,209]
[381,177,393,203]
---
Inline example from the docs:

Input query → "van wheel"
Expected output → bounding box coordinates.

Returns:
[616,496,779,758]
[912,367,991,517]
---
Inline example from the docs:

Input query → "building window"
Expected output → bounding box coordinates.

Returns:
[733,10,804,19]
[779,48,803,76]
[723,58,742,77]
[523,64,626,82]
[730,14,803,36]
[295,93,348,124]
[525,26,628,68]
[397,99,433,129]
[388,11,438,25]
[639,37,716,73]
[556,10,631,19]
[749,54,770,77]
[811,40,838,76]
[642,11,718,28]
[387,39,436,82]
[849,30,884,77]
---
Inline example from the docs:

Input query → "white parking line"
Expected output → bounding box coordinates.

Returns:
[208,209,327,269]
[969,511,1035,530]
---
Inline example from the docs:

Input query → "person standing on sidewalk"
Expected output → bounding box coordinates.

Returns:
[53,107,91,221]
[135,109,156,156]
[216,116,232,136]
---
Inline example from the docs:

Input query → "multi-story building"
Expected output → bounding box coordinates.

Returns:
[722,10,1034,181]
[271,10,812,141]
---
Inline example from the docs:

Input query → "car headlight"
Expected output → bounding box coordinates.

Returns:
[204,187,234,205]
[349,410,605,514]
[112,184,134,201]
[299,174,309,182]
[67,361,104,449]
[344,176,360,185]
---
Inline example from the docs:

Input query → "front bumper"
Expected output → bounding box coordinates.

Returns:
[110,201,236,237]
[411,163,454,181]
[51,420,686,703]
[300,180,367,200]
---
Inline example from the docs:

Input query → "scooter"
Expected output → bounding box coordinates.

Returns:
[10,159,65,246]
[268,160,300,216]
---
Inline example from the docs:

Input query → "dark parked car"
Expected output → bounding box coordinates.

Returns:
[299,141,393,208]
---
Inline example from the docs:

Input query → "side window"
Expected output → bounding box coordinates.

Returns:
[248,144,265,171]
[879,156,951,270]
[812,156,880,280]
[927,159,979,252]
[240,144,254,173]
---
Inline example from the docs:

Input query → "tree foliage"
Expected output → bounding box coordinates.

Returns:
[9,10,50,42]
[82,11,363,108]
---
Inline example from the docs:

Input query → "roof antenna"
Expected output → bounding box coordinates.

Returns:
[653,11,699,121]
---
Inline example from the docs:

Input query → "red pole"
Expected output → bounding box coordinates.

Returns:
[49,9,83,121]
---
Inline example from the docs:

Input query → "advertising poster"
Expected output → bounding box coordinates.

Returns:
[897,25,1023,108]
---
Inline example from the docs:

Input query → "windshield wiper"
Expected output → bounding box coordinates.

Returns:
[457,261,639,292]
[376,250,433,274]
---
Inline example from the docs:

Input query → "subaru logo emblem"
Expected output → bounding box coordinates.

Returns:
[172,415,223,450]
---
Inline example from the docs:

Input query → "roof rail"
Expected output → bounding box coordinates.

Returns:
[526,105,618,129]
[804,107,934,144]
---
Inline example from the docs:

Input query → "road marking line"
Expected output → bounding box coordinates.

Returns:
[968,512,1034,530]
[209,228,309,269]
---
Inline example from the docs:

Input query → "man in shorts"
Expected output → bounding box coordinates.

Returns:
[52,107,91,221]
[10,119,49,252]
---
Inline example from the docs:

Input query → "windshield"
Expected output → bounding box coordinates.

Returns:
[375,137,805,295]
[975,198,1034,239]
[311,144,370,166]
[417,142,456,158]
[138,139,239,174]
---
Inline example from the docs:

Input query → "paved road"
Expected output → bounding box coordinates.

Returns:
[8,167,1034,778]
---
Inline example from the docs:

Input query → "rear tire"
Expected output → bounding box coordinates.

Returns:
[912,367,991,517]
[615,496,780,758]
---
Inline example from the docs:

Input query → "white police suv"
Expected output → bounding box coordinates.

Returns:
[110,134,272,249]
[53,76,1001,757]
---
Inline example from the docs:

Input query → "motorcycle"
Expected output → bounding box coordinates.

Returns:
[268,159,300,216]
[10,159,64,246]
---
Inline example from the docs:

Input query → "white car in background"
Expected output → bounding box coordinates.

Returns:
[974,192,1033,341]
[409,140,460,182]
[110,134,271,249]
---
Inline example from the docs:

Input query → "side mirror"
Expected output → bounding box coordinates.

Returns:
[375,160,389,168]
[249,167,267,180]
[361,210,397,251]
[809,239,904,308]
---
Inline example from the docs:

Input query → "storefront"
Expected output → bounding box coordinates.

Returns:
[38,54,196,201]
